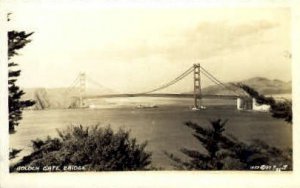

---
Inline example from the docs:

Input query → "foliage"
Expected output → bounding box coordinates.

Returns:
[9,148,22,160]
[8,15,35,133]
[166,119,292,170]
[11,125,152,172]
[238,84,292,123]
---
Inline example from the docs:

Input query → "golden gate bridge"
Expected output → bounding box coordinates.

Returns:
[65,64,247,109]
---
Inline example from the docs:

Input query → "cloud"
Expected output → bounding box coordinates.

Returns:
[228,20,278,37]
[164,20,279,60]
[86,20,279,63]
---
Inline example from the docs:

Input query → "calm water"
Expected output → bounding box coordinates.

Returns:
[10,97,292,169]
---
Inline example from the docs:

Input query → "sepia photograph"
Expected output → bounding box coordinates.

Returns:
[1,1,300,187]
[5,1,293,173]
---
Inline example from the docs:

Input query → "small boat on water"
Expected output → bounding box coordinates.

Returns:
[135,104,158,109]
[191,106,207,111]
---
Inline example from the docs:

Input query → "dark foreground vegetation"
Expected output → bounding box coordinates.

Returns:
[165,119,292,170]
[11,125,151,172]
[11,118,292,171]
[8,14,35,134]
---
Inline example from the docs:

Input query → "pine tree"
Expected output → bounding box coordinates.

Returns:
[166,119,292,170]
[8,15,35,133]
[165,119,230,170]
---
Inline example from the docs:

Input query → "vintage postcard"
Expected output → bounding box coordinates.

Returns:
[0,0,299,187]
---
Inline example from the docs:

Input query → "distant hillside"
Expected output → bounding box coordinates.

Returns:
[191,77,292,96]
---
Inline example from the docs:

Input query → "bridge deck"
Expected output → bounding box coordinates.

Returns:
[83,93,241,100]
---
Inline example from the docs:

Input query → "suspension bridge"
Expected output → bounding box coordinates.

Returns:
[65,64,248,109]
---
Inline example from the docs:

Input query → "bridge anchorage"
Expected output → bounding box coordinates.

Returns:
[66,63,261,111]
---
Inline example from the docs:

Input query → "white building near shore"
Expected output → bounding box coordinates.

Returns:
[237,97,271,112]
[252,98,271,112]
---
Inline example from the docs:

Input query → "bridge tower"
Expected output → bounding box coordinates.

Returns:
[193,63,202,109]
[79,72,86,108]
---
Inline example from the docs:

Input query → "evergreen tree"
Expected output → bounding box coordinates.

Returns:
[166,119,230,170]
[8,15,35,133]
[166,119,292,170]
[11,125,152,172]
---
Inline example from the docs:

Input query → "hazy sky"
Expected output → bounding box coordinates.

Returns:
[8,2,291,93]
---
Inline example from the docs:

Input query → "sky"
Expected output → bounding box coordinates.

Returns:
[7,2,291,93]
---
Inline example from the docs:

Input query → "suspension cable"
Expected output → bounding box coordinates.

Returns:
[66,64,243,97]
[64,75,80,94]
[87,76,117,93]
[200,70,223,87]
[136,66,194,94]
[199,65,240,96]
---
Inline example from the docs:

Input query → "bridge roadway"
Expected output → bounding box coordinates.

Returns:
[83,93,242,100]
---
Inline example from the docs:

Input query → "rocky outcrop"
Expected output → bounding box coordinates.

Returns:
[23,88,80,110]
